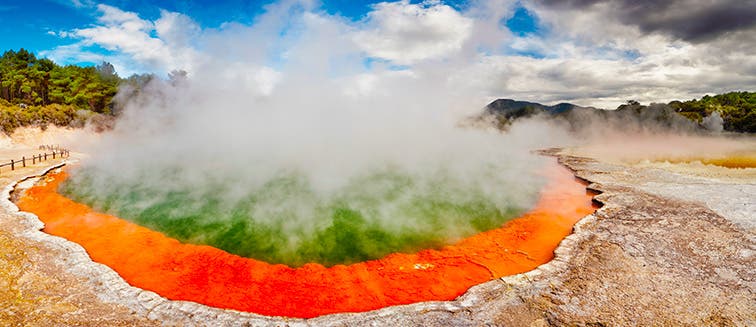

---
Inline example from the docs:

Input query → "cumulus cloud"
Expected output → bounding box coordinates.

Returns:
[49,0,95,8]
[354,0,473,64]
[45,4,200,75]
[535,0,756,42]
[44,0,755,108]
[506,0,756,105]
[42,43,106,64]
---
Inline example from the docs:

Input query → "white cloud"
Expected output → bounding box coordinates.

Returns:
[47,0,94,8]
[155,10,201,48]
[354,0,473,64]
[42,0,755,107]
[40,43,141,78]
[41,43,104,64]
[433,0,756,107]
[72,0,95,7]
[95,4,151,29]
[46,4,200,75]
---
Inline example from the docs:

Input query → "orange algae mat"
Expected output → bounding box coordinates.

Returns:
[18,163,595,318]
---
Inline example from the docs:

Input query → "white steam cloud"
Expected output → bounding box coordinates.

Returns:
[61,1,580,265]
[79,0,572,192]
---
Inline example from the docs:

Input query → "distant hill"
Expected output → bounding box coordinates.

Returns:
[485,99,595,118]
[484,92,755,133]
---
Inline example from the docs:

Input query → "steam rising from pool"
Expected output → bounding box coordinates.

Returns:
[64,116,560,265]
[63,164,535,266]
[62,1,574,266]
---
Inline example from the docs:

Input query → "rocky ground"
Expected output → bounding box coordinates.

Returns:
[0,139,753,326]
[0,150,159,326]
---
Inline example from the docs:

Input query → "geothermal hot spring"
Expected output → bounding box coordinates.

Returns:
[18,156,595,318]
[14,57,597,318]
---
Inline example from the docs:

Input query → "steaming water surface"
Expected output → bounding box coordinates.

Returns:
[19,162,594,318]
[61,164,543,267]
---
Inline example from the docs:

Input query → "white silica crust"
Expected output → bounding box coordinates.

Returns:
[638,180,755,231]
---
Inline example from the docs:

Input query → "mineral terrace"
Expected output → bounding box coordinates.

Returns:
[0,142,754,326]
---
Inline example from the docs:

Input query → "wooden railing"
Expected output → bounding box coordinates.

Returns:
[0,145,70,174]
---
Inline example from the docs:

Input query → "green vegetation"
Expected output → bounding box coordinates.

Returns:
[0,48,120,134]
[485,92,755,133]
[61,167,530,267]
[669,91,756,133]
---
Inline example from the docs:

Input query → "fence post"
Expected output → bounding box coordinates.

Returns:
[33,155,36,164]
[22,156,25,167]
[53,152,56,159]
[44,153,47,161]
[11,159,14,171]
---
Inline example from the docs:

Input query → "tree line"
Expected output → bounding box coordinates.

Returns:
[670,91,755,133]
[0,48,118,112]
[0,48,158,134]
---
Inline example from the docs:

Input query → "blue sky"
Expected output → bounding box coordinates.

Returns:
[0,0,91,54]
[0,0,523,63]
[0,0,751,107]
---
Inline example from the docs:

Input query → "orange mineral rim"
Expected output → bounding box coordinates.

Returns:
[17,160,595,318]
